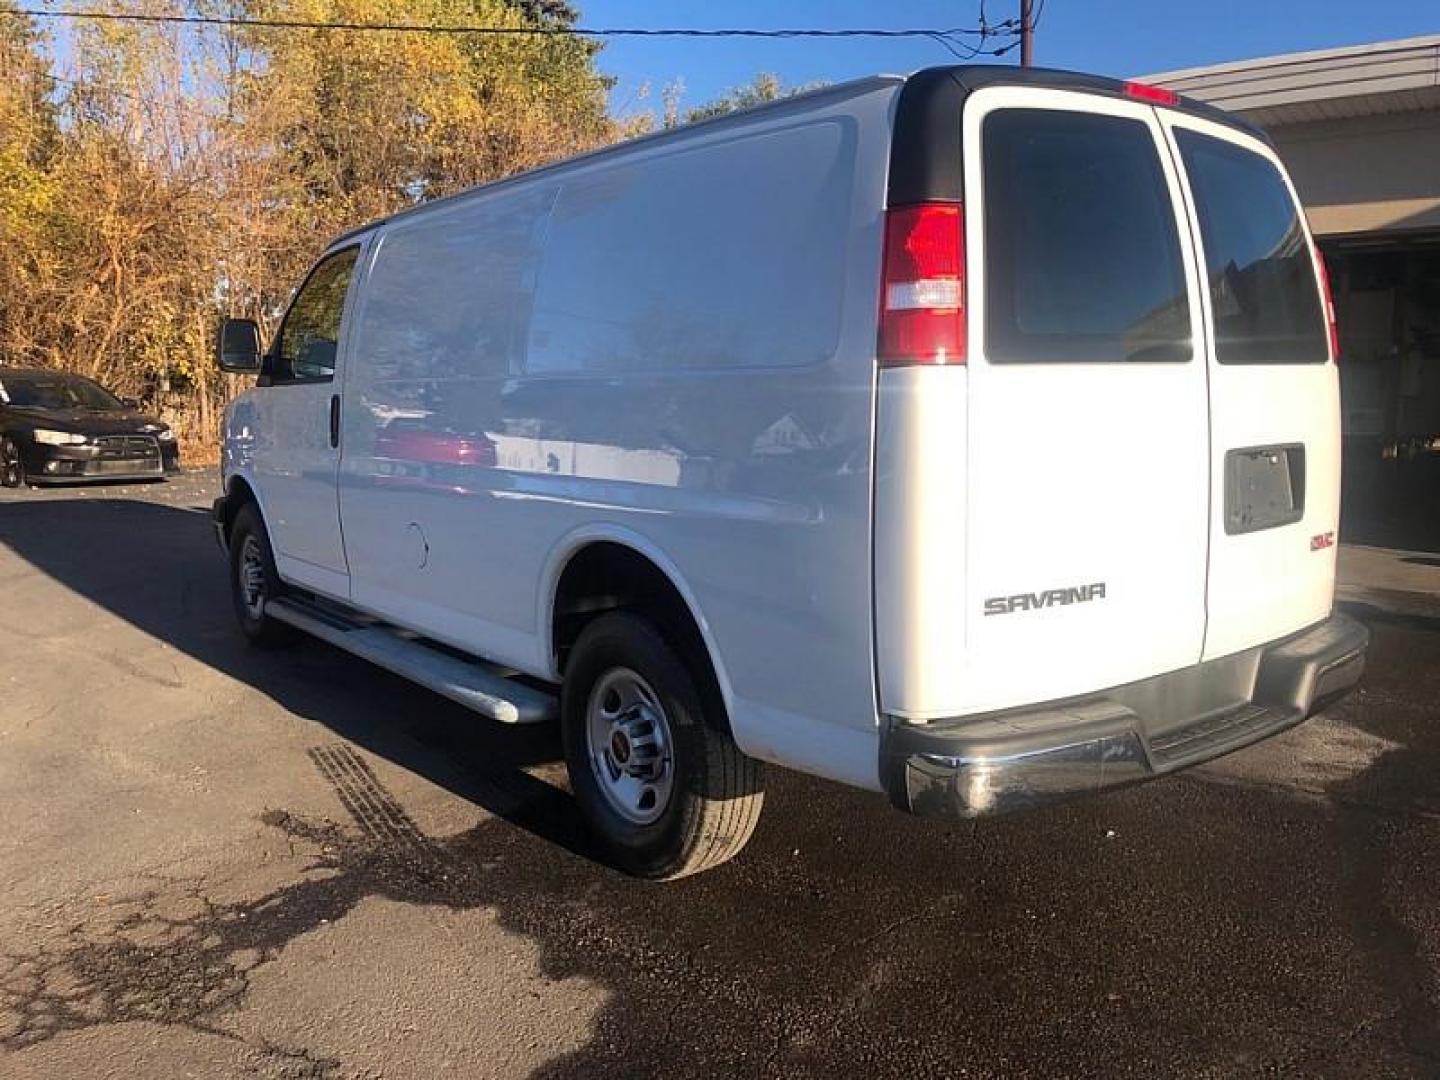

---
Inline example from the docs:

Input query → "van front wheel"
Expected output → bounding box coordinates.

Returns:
[561,612,764,879]
[228,503,298,650]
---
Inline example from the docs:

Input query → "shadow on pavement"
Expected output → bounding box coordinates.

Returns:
[0,495,592,860]
[2,494,1440,1076]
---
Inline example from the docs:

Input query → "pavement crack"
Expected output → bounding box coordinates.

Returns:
[0,744,489,1055]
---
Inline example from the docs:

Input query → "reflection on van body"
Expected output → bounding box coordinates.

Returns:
[320,101,879,774]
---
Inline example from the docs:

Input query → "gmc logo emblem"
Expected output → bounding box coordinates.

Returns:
[984,583,1107,617]
[1311,531,1336,551]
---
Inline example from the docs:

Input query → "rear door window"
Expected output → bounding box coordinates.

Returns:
[982,108,1191,364]
[1175,131,1326,365]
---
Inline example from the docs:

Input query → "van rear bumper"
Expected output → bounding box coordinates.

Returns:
[881,612,1369,820]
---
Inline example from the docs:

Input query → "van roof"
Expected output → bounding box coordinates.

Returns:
[886,65,1271,208]
[328,64,1266,248]
[939,63,1269,138]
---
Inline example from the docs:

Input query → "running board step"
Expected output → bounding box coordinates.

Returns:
[266,596,556,725]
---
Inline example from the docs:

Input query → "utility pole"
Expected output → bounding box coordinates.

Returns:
[1020,0,1034,67]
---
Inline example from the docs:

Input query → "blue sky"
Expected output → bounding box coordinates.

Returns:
[585,0,1438,116]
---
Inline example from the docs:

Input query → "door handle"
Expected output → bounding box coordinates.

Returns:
[329,394,340,449]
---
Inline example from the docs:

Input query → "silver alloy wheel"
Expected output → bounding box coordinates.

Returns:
[238,533,267,620]
[585,667,675,826]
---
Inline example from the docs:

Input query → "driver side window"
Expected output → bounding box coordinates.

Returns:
[273,247,360,383]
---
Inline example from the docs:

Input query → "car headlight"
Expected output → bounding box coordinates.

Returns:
[33,429,88,446]
[156,428,177,442]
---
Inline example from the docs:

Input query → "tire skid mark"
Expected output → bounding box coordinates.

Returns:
[306,743,472,899]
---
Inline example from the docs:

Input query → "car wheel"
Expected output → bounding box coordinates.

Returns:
[0,438,25,489]
[228,503,298,649]
[561,611,765,879]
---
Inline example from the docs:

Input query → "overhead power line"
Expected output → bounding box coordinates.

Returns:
[7,7,1016,45]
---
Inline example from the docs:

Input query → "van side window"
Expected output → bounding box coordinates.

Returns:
[1175,131,1326,365]
[982,109,1191,364]
[273,247,360,383]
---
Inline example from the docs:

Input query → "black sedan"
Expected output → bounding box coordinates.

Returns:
[0,368,180,487]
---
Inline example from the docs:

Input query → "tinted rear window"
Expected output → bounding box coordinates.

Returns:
[982,109,1191,364]
[1176,131,1326,365]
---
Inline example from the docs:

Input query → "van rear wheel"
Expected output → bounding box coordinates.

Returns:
[561,612,764,879]
[228,503,298,650]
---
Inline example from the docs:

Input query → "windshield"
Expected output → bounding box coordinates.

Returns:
[0,374,125,411]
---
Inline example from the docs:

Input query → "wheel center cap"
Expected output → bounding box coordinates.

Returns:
[610,730,631,764]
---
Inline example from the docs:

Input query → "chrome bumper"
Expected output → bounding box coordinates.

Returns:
[882,612,1369,820]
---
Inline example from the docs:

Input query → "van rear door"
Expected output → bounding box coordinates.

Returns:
[1160,115,1340,660]
[959,88,1211,712]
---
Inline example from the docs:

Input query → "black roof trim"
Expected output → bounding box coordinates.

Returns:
[886,64,1272,208]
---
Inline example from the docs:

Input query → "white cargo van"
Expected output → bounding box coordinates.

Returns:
[214,66,1368,879]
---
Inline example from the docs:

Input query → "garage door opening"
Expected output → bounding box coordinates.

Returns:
[1326,234,1440,552]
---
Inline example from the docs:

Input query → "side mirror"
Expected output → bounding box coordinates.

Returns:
[217,317,263,375]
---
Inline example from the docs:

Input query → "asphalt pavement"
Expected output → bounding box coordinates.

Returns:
[0,471,1437,1078]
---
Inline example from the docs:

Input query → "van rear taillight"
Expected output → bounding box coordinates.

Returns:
[878,202,965,366]
[1315,248,1341,361]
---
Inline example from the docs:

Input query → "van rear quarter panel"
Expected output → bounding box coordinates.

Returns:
[339,81,900,790]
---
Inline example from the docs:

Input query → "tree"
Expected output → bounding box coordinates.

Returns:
[0,3,60,363]
[242,0,610,208]
[685,72,825,124]
[509,0,581,26]
[0,0,618,452]
[224,0,615,328]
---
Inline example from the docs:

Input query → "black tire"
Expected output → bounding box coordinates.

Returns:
[561,611,764,880]
[0,437,25,489]
[228,503,299,649]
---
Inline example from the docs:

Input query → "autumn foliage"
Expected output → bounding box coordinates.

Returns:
[0,0,616,452]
